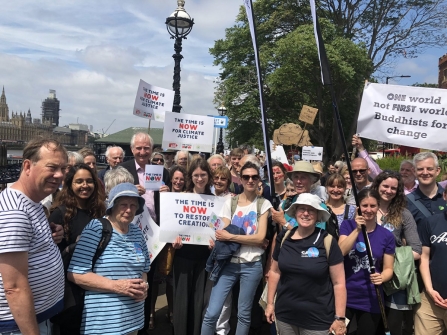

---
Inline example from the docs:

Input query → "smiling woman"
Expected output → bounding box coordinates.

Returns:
[49,163,106,334]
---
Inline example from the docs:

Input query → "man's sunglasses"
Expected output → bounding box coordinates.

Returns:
[241,174,260,181]
[352,169,367,174]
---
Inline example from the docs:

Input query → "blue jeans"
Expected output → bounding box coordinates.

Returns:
[0,319,52,335]
[201,261,263,335]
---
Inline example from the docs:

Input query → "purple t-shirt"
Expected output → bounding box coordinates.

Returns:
[340,219,395,313]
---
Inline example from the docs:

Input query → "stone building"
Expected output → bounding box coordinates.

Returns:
[0,87,87,146]
[439,53,447,89]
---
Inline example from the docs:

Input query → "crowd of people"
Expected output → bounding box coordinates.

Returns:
[0,132,446,335]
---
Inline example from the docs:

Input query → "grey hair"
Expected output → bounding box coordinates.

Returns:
[400,159,415,169]
[151,152,164,160]
[413,152,439,168]
[207,154,226,165]
[242,154,261,170]
[174,150,192,164]
[105,145,124,159]
[104,166,135,195]
[130,132,153,149]
[67,151,84,164]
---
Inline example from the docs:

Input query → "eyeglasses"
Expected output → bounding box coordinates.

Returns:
[241,174,260,181]
[296,207,317,215]
[192,173,208,180]
[352,169,367,175]
[213,176,228,182]
[152,158,164,163]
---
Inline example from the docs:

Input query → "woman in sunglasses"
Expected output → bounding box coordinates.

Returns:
[202,161,272,335]
[370,171,421,335]
[151,152,165,165]
[212,165,233,198]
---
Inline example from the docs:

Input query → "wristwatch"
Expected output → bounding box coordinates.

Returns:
[284,222,290,228]
[334,315,346,321]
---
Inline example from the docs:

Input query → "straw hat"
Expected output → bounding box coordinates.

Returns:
[285,193,330,222]
[286,161,320,180]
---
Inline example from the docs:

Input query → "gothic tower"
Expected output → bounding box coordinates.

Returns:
[0,86,10,122]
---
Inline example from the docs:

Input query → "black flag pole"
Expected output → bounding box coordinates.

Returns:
[243,0,277,208]
[310,1,390,334]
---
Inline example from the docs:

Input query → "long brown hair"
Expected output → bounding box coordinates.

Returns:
[51,164,106,241]
[370,171,406,228]
[185,158,212,194]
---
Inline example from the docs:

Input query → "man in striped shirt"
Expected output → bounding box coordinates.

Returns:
[0,138,67,334]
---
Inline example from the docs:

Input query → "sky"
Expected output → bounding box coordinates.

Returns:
[0,0,444,135]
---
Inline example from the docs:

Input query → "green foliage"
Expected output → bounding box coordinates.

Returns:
[412,82,439,88]
[375,156,406,172]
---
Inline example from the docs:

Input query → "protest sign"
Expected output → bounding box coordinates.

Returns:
[270,140,288,164]
[133,79,174,122]
[159,193,226,245]
[162,112,214,152]
[299,105,319,125]
[302,146,323,161]
[357,83,447,151]
[144,165,164,191]
[132,206,165,262]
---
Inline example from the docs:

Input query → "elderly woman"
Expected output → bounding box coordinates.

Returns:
[104,166,135,196]
[212,165,233,197]
[174,150,192,170]
[67,183,150,335]
[265,193,346,335]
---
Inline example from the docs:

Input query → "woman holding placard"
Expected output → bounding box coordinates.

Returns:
[172,158,214,335]
[201,161,272,335]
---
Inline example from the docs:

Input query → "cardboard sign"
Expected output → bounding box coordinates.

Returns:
[144,165,164,190]
[299,105,319,125]
[162,112,215,152]
[357,83,447,151]
[159,193,226,245]
[132,206,166,262]
[133,79,174,122]
[302,146,323,161]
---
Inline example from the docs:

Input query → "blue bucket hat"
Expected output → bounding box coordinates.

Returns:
[106,182,145,215]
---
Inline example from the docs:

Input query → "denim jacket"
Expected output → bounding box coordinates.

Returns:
[206,225,246,281]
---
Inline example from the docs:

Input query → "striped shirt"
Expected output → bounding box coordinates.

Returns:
[0,188,64,332]
[68,219,150,335]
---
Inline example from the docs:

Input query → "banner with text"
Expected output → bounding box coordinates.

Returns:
[159,193,226,245]
[302,146,323,161]
[358,83,447,151]
[162,112,214,152]
[133,79,174,122]
[144,165,164,190]
[132,206,165,262]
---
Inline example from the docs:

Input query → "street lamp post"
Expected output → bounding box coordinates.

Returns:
[216,104,226,154]
[166,0,194,113]
[383,75,411,157]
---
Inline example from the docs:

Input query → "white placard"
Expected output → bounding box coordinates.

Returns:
[302,146,323,161]
[270,140,288,164]
[357,83,447,151]
[144,165,164,190]
[133,79,174,122]
[162,112,214,152]
[159,193,226,245]
[132,206,166,262]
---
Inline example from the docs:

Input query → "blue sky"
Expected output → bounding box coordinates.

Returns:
[0,0,443,135]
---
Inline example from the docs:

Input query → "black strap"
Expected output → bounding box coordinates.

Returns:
[343,205,350,220]
[407,193,432,218]
[92,218,113,268]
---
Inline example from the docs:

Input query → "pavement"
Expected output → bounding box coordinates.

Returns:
[148,282,272,335]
